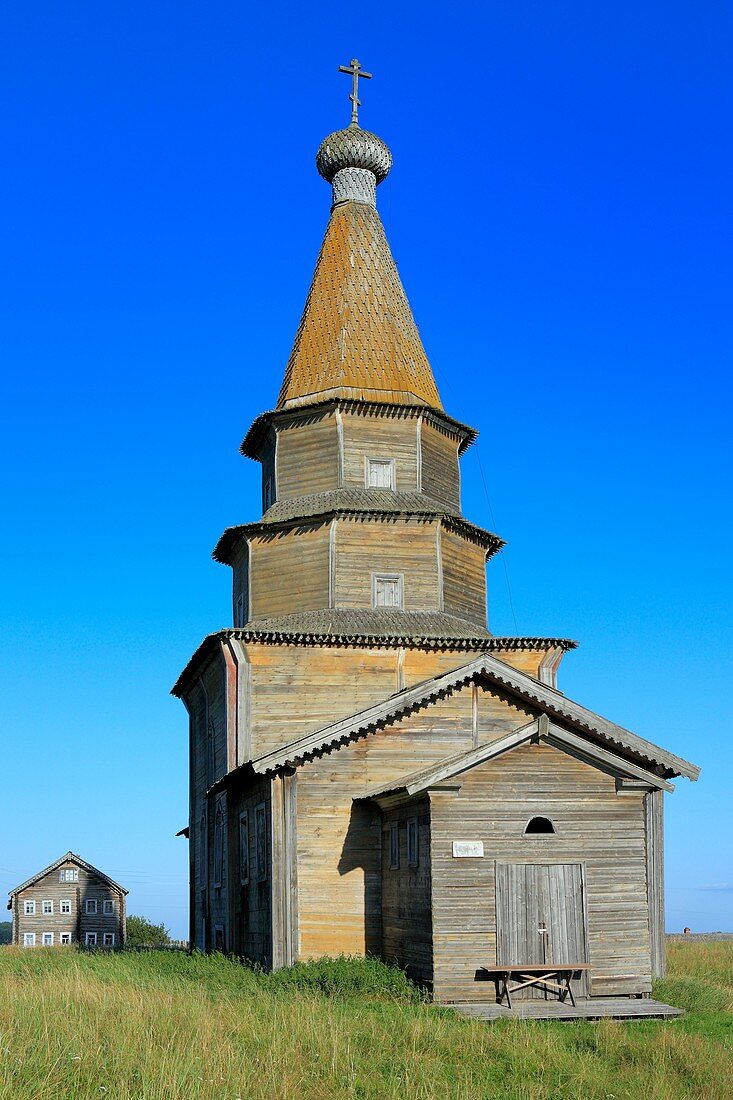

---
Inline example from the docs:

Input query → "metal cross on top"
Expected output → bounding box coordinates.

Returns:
[339,58,372,126]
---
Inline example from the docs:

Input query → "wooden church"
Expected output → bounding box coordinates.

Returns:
[174,65,699,1007]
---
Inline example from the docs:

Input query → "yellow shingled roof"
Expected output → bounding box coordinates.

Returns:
[277,201,443,411]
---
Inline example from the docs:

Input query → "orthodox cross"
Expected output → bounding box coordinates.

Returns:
[339,58,372,125]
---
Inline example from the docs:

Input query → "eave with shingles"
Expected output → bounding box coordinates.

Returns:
[171,622,577,698]
[213,503,504,565]
[243,652,700,783]
[7,851,128,905]
[241,398,478,460]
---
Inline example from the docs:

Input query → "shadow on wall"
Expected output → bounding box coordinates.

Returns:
[337,800,383,957]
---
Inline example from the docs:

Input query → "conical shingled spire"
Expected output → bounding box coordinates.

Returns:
[276,126,443,412]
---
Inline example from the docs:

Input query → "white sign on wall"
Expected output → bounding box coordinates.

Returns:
[452,840,484,858]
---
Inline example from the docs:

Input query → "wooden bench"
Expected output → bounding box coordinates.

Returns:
[478,964,591,1009]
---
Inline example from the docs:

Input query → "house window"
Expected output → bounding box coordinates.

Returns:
[213,802,225,888]
[239,811,250,885]
[42,932,53,946]
[85,932,97,946]
[23,933,36,947]
[235,592,245,628]
[254,802,267,882]
[85,899,98,915]
[24,900,35,915]
[60,900,71,914]
[365,457,395,490]
[103,900,115,915]
[263,477,273,511]
[60,933,72,945]
[372,573,403,609]
[389,822,400,869]
[42,900,53,915]
[59,868,78,882]
[407,817,419,867]
[525,816,556,835]
[103,933,115,947]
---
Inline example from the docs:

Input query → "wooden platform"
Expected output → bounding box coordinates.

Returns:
[446,998,683,1022]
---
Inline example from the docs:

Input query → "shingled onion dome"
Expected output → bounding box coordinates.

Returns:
[316,123,392,208]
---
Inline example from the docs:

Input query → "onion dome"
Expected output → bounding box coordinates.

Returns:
[316,123,392,208]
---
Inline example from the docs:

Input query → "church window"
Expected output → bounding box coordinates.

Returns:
[366,457,395,490]
[239,811,250,885]
[389,822,400,869]
[42,900,53,915]
[24,900,35,915]
[213,803,225,888]
[255,803,268,882]
[407,818,419,867]
[60,900,71,914]
[372,573,403,609]
[524,816,556,835]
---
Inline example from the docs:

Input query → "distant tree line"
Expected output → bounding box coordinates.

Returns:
[0,922,11,946]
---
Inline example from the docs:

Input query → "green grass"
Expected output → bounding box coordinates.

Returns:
[0,941,731,1099]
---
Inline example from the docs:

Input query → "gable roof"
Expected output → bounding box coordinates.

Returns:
[358,717,676,802]
[248,652,699,782]
[7,852,128,904]
[276,201,443,413]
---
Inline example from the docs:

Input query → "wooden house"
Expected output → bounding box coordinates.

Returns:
[173,88,699,1006]
[8,852,127,947]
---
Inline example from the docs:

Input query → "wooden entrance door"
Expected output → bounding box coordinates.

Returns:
[495,863,589,998]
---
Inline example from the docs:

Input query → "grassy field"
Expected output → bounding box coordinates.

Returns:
[0,941,731,1099]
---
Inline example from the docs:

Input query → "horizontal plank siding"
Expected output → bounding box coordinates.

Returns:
[334,517,440,611]
[249,524,330,619]
[440,526,488,628]
[275,414,339,499]
[341,408,419,491]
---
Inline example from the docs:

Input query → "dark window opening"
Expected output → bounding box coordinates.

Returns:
[525,816,556,835]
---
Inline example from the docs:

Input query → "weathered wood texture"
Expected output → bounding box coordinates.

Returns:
[449,998,683,1021]
[13,861,125,947]
[225,775,273,967]
[340,408,419,490]
[646,789,666,978]
[381,799,432,985]
[275,413,339,500]
[420,421,461,511]
[259,427,277,509]
[249,524,330,619]
[231,543,250,626]
[334,517,440,610]
[440,526,487,628]
[429,741,652,1003]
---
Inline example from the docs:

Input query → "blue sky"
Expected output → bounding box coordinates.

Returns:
[1,2,730,938]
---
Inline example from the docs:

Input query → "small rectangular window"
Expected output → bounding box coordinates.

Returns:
[85,899,98,915]
[60,899,71,914]
[42,900,53,915]
[23,933,36,947]
[407,817,419,867]
[103,933,115,947]
[389,822,400,870]
[59,868,78,882]
[366,457,396,490]
[239,811,250,885]
[255,802,267,882]
[60,933,72,945]
[24,900,36,915]
[85,932,97,946]
[42,932,53,946]
[213,802,225,888]
[372,573,403,609]
[103,900,114,915]
[263,477,273,511]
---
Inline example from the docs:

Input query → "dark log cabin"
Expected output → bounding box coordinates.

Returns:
[173,75,698,1006]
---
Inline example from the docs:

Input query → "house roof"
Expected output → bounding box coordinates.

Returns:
[357,717,676,802]
[7,852,128,906]
[248,652,700,782]
[276,200,443,413]
[171,623,577,698]
[212,501,504,564]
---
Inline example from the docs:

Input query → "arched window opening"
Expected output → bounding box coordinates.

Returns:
[524,816,556,835]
